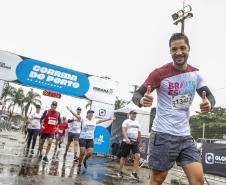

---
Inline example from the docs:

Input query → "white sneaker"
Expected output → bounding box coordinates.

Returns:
[117,171,123,178]
[131,172,139,180]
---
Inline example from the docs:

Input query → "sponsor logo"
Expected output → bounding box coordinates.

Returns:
[93,87,113,95]
[205,152,226,165]
[205,153,214,164]
[0,62,11,70]
[99,109,106,117]
[94,134,104,145]
[43,90,61,99]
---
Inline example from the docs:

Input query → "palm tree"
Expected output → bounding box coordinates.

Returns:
[23,88,41,118]
[7,87,25,118]
[1,83,16,112]
[114,96,128,110]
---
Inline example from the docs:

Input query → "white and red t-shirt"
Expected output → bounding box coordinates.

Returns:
[144,62,205,136]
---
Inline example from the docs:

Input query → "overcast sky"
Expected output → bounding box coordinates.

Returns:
[1,0,226,117]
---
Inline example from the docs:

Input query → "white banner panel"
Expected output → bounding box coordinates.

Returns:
[0,51,22,81]
[91,101,115,128]
[85,76,118,104]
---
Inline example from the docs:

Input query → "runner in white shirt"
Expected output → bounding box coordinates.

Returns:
[64,106,82,161]
[117,110,141,180]
[26,104,42,155]
[77,109,114,174]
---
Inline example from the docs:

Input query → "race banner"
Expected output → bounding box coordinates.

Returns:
[0,50,118,104]
[0,50,118,155]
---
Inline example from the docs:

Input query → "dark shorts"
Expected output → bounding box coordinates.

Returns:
[68,132,80,142]
[120,141,140,158]
[79,139,94,149]
[148,131,201,171]
[40,133,55,140]
[55,135,65,142]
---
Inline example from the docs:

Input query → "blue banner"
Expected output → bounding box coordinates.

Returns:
[16,59,90,97]
[94,126,110,154]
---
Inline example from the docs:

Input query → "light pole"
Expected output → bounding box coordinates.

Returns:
[202,122,205,139]
[171,0,193,34]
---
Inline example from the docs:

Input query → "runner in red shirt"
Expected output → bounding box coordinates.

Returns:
[55,117,68,150]
[38,101,61,163]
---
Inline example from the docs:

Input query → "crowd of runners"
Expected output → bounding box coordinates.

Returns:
[25,101,116,175]
[18,33,216,185]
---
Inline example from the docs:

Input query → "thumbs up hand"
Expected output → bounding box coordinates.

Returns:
[140,85,153,107]
[200,91,211,113]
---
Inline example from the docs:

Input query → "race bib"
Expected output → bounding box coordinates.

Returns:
[31,121,37,127]
[85,126,95,139]
[72,126,79,133]
[71,122,80,133]
[172,94,192,109]
[58,130,63,133]
[48,119,57,125]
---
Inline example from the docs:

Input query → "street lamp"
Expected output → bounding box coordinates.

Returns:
[171,2,193,33]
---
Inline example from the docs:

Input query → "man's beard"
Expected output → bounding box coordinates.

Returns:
[172,55,188,67]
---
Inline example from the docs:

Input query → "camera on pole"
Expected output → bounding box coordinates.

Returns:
[171,4,193,33]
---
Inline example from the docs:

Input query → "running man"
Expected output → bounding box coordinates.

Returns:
[38,101,61,163]
[117,110,141,180]
[64,107,82,161]
[77,109,115,174]
[26,104,42,155]
[132,33,215,185]
[55,116,68,150]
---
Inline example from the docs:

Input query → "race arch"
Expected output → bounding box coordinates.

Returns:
[0,50,118,154]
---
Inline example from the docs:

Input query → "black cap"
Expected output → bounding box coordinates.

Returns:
[87,110,94,114]
[51,101,58,106]
[129,110,137,114]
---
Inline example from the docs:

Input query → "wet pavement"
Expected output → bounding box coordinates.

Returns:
[0,131,153,185]
[1,131,226,185]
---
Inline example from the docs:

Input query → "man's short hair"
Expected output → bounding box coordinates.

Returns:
[169,33,190,48]
[87,110,94,114]
[129,110,137,114]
